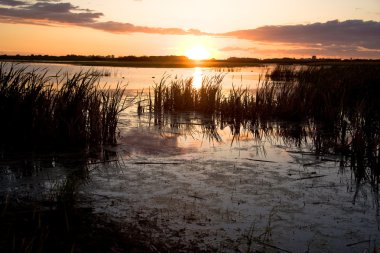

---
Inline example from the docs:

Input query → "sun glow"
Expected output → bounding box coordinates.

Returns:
[185,45,210,60]
[192,67,203,89]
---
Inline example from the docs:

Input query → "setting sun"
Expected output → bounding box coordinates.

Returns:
[185,45,210,60]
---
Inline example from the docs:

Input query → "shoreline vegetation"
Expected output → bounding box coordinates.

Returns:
[0,63,132,151]
[1,54,380,68]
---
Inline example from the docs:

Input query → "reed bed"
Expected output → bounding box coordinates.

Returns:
[150,64,380,124]
[152,74,224,114]
[267,64,380,121]
[149,63,380,183]
[0,63,130,149]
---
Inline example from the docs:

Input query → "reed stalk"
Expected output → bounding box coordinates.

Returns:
[0,63,131,150]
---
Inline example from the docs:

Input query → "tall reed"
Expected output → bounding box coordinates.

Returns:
[152,74,224,114]
[0,63,130,150]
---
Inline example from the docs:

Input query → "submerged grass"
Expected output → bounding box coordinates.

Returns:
[0,63,131,150]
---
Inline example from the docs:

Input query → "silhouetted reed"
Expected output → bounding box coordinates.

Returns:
[267,64,380,122]
[152,74,224,114]
[151,64,380,134]
[0,63,130,150]
[268,64,298,82]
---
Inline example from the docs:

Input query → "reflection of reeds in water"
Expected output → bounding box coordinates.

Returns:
[266,64,380,192]
[148,63,380,204]
[0,63,131,149]
[0,148,124,253]
[91,68,112,77]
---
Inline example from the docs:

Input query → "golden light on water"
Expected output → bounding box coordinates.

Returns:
[185,45,210,60]
[192,67,202,89]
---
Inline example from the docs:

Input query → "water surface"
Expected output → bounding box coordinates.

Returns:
[7,62,268,90]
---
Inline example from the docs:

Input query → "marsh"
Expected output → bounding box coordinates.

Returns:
[0,62,379,252]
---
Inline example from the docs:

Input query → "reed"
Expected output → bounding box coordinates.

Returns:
[0,63,130,150]
[150,63,380,125]
[151,74,224,114]
[268,64,297,81]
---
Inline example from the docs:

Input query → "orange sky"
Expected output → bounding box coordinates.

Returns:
[0,0,379,59]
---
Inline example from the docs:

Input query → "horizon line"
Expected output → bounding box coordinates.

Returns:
[1,54,379,61]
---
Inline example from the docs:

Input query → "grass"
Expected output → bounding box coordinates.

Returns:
[266,64,380,121]
[0,63,131,150]
[149,63,380,129]
[152,74,224,114]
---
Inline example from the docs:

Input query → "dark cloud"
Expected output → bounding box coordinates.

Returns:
[0,1,102,24]
[0,0,27,6]
[88,21,208,35]
[0,0,207,35]
[223,20,380,50]
[220,44,380,58]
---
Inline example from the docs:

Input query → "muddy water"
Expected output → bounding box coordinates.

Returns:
[79,105,380,253]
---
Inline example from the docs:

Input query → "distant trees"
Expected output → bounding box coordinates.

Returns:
[0,54,378,65]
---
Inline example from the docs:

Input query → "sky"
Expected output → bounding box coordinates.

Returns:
[0,0,379,59]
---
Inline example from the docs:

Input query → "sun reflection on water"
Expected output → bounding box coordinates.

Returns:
[192,67,202,89]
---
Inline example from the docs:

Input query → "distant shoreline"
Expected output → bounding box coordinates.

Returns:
[1,55,379,68]
[0,59,264,68]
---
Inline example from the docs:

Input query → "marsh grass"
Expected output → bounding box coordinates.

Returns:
[0,63,131,150]
[152,74,224,114]
[266,64,380,121]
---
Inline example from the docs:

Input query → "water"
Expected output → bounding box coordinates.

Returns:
[5,62,268,90]
[1,62,379,252]
[87,107,378,252]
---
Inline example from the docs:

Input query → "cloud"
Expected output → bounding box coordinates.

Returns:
[0,1,379,58]
[222,20,380,50]
[220,44,380,59]
[0,0,27,6]
[220,46,256,52]
[0,1,102,24]
[0,0,209,36]
[88,21,208,35]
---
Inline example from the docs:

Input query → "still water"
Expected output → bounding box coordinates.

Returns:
[7,62,268,90]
